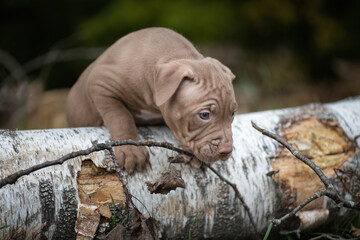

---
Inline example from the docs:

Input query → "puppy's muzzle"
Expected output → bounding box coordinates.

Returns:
[218,144,233,155]
[218,142,233,161]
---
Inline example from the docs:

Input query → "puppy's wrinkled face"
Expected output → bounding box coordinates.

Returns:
[158,58,237,163]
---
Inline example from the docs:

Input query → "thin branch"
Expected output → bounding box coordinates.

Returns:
[3,48,104,83]
[107,147,152,218]
[0,140,188,188]
[0,139,260,238]
[324,189,358,209]
[272,190,326,226]
[201,161,259,238]
[333,168,359,198]
[107,147,133,207]
[0,49,30,83]
[252,121,360,227]
[251,121,330,188]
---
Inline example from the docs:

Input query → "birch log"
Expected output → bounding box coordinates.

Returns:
[1,97,360,239]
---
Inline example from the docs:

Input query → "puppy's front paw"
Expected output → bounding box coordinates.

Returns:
[115,145,149,174]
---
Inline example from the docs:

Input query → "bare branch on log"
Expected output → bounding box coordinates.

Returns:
[200,160,260,238]
[273,190,326,226]
[0,140,190,188]
[0,139,260,238]
[251,121,360,227]
[251,121,330,188]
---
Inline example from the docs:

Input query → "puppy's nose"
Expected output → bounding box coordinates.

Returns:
[218,143,233,155]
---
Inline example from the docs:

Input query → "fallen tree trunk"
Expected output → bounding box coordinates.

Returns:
[0,97,359,239]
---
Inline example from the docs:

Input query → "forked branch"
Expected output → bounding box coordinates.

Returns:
[251,121,360,226]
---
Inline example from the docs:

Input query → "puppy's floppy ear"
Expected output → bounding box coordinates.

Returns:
[205,57,235,81]
[154,61,194,106]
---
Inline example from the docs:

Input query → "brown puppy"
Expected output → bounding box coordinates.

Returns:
[66,27,237,173]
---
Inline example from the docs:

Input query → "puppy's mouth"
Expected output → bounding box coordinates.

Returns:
[195,143,232,163]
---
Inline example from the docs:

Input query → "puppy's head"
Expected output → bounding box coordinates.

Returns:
[155,57,237,163]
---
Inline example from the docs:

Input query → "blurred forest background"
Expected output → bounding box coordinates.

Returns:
[1,0,360,129]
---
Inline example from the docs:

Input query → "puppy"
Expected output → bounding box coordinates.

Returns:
[66,27,237,173]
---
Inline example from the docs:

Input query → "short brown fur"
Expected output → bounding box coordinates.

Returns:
[66,28,237,173]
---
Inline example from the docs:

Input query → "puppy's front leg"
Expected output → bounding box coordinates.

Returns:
[92,90,149,173]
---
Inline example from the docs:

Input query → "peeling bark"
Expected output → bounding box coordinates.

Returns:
[76,160,126,239]
[145,165,186,194]
[272,116,356,210]
[0,97,359,239]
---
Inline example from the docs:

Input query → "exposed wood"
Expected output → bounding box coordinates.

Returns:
[76,160,126,239]
[272,115,356,210]
[0,97,359,239]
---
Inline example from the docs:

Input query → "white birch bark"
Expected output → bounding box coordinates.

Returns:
[0,97,359,239]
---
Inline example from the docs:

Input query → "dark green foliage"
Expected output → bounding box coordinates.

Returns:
[1,0,360,89]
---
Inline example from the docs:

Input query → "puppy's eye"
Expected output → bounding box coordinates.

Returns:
[199,112,210,120]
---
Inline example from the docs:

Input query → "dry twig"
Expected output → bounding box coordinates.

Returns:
[0,140,188,188]
[0,139,260,238]
[251,121,360,226]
